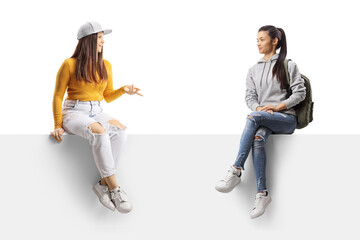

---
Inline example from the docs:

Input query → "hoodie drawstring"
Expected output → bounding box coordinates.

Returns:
[266,61,273,85]
[260,63,266,87]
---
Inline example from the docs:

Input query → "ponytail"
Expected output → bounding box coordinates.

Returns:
[258,25,288,89]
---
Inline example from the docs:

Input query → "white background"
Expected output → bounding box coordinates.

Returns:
[0,0,359,134]
[1,1,359,238]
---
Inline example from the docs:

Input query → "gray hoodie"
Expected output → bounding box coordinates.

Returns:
[245,53,306,116]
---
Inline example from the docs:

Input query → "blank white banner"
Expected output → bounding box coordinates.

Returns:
[0,134,358,239]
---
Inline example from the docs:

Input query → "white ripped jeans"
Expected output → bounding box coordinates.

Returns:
[62,100,127,178]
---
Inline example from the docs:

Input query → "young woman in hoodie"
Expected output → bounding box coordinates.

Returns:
[215,25,306,218]
[50,22,142,214]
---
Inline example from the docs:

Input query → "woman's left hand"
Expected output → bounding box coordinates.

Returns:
[124,84,143,96]
[259,104,278,114]
[259,102,287,114]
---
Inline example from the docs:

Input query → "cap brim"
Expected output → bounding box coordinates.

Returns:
[103,29,112,35]
[77,29,112,40]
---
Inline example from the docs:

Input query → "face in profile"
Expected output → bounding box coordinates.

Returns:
[97,32,104,53]
[257,31,277,55]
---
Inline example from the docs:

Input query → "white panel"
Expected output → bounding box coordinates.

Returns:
[0,134,358,239]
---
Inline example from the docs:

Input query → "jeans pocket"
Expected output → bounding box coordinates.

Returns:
[64,103,76,109]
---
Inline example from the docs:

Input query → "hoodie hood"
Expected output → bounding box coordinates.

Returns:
[258,53,279,63]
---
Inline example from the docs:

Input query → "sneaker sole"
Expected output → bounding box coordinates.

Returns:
[215,179,241,193]
[115,206,132,214]
[92,186,116,212]
[250,197,272,219]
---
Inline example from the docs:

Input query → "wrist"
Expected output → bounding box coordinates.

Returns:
[276,102,287,112]
[120,86,126,93]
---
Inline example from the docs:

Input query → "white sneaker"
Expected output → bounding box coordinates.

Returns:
[110,187,133,214]
[92,182,115,211]
[250,192,272,219]
[215,166,242,193]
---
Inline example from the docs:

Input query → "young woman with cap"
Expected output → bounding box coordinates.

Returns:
[215,25,306,218]
[51,22,142,214]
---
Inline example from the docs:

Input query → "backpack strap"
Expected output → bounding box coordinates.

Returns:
[284,59,292,85]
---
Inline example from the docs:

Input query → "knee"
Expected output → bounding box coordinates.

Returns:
[248,112,262,123]
[88,122,106,134]
[107,119,127,142]
[108,119,126,131]
[253,135,265,148]
[247,114,256,125]
[253,135,264,144]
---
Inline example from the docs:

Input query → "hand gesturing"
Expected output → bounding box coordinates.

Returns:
[124,84,143,96]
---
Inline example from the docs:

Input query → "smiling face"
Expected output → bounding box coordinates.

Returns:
[257,31,277,55]
[97,32,104,53]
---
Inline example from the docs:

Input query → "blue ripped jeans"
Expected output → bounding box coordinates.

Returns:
[234,111,297,192]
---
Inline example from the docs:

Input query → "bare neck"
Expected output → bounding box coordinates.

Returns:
[263,51,276,61]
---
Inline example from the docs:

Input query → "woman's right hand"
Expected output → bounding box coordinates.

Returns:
[124,84,143,96]
[51,128,65,142]
[256,106,273,114]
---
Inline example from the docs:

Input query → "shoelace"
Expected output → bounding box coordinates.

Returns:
[253,194,265,209]
[111,188,128,202]
[223,170,236,182]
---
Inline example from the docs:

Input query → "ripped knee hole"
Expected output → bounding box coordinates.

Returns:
[108,119,126,131]
[88,122,106,134]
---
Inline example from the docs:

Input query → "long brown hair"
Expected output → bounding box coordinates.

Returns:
[71,33,108,83]
[258,25,288,89]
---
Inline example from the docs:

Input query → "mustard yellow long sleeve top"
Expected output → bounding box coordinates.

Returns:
[52,58,125,129]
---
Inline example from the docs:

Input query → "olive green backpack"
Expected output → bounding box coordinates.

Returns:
[284,59,314,129]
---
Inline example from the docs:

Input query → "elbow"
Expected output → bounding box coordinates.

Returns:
[301,93,306,102]
[290,92,306,107]
[299,90,306,102]
[103,97,111,103]
[53,95,62,104]
[290,86,306,104]
[103,95,115,103]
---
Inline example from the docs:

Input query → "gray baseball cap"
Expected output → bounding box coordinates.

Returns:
[77,22,112,40]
